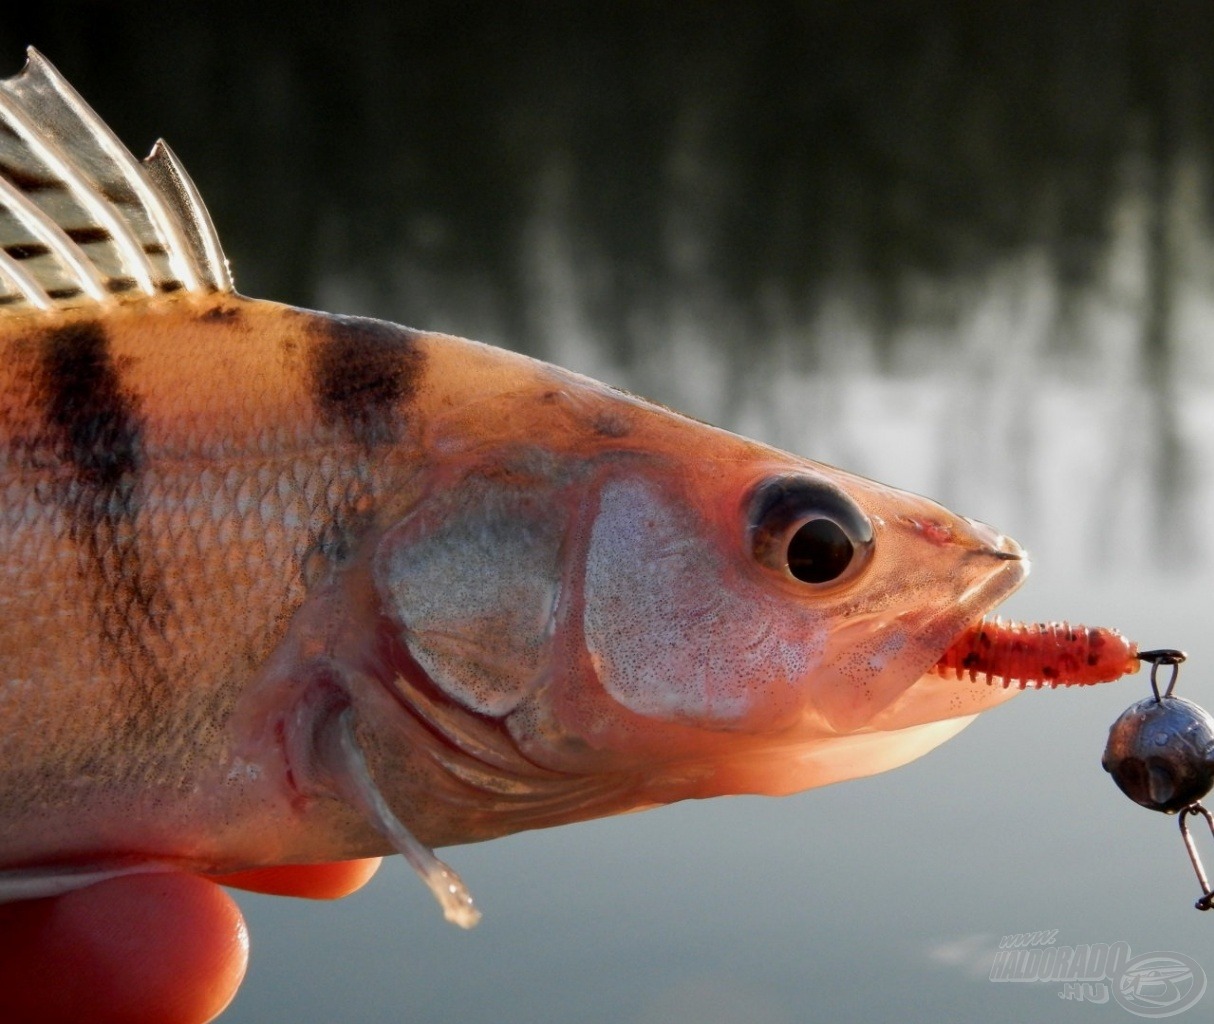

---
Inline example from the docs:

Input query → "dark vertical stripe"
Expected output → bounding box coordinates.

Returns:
[39,322,142,492]
[32,321,165,695]
[301,312,426,582]
[307,313,424,449]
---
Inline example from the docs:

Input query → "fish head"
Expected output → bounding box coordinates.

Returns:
[555,457,1028,799]
[359,360,1028,838]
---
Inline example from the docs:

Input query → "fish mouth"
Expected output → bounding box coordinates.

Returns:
[689,535,1031,799]
[817,529,1030,733]
[860,543,1032,733]
[921,530,1030,671]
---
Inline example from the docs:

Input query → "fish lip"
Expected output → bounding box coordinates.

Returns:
[896,517,1030,670]
[899,551,1031,711]
[960,516,1028,563]
[912,548,1030,687]
[816,546,1029,733]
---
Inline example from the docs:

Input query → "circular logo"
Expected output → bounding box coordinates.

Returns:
[1114,952,1207,1018]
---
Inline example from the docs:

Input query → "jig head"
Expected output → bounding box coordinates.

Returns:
[1102,650,1214,911]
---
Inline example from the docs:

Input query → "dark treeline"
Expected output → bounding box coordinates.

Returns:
[0,2,1208,561]
[1,3,1210,362]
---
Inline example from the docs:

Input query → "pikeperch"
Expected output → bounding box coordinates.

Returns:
[0,50,1137,927]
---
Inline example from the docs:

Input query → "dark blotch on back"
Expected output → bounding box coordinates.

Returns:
[200,304,242,323]
[593,411,631,438]
[308,313,425,448]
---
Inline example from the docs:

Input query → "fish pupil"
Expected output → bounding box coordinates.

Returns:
[787,518,854,583]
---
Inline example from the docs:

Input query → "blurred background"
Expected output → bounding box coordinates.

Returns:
[6,3,1214,1021]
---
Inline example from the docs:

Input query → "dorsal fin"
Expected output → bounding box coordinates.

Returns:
[0,48,232,313]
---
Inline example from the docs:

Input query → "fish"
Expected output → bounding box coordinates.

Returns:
[0,49,1139,928]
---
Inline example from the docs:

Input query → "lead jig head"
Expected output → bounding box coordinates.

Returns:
[1103,652,1214,812]
[1102,650,1214,911]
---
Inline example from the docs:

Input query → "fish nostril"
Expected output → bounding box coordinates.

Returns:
[900,516,954,546]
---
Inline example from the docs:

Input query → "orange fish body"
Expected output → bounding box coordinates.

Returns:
[0,51,1118,925]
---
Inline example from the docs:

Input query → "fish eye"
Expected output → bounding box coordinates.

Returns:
[748,476,874,586]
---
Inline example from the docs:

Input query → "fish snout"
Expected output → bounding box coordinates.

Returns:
[897,511,1027,564]
[961,516,1027,562]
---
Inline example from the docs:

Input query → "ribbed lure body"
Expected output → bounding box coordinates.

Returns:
[933,618,1139,688]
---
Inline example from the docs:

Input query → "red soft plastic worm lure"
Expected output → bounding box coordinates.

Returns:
[933,618,1140,689]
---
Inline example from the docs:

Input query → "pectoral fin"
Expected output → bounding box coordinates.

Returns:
[315,704,481,928]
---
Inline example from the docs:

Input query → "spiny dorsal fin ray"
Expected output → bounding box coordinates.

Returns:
[0,47,232,313]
